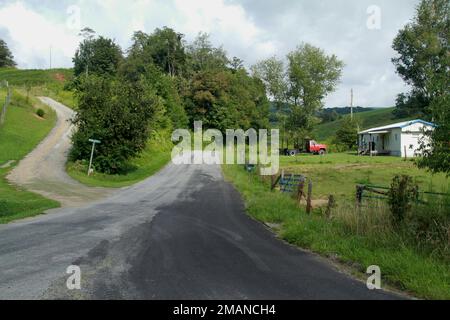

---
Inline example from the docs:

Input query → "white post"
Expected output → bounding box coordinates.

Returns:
[88,142,95,176]
[87,139,101,176]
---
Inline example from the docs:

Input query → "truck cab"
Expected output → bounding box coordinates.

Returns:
[306,140,327,155]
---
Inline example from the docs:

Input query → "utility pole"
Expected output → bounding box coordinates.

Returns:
[350,88,354,120]
[49,46,52,70]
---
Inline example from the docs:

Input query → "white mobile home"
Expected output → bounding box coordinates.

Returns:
[358,120,436,157]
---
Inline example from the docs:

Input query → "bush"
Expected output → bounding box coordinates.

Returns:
[404,196,450,260]
[36,108,45,118]
[70,75,161,174]
[388,175,419,227]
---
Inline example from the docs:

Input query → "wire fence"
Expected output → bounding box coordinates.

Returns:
[356,184,450,206]
[0,80,11,126]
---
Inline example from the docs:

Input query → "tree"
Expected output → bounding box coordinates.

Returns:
[73,30,123,77]
[392,0,450,175]
[251,57,289,146]
[334,116,360,150]
[123,33,188,128]
[287,43,344,113]
[417,91,450,175]
[129,28,187,77]
[69,75,161,174]
[0,39,16,67]
[287,43,343,141]
[187,32,229,73]
[392,0,449,118]
[251,57,287,107]
[229,57,244,72]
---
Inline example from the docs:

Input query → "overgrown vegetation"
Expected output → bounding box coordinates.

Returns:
[0,90,59,223]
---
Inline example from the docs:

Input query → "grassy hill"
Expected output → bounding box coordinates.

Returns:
[314,107,415,141]
[0,90,60,223]
[0,68,75,109]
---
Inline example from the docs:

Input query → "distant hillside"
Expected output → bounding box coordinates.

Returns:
[314,107,415,141]
[0,68,75,108]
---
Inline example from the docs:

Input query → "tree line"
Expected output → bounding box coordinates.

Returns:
[69,27,344,173]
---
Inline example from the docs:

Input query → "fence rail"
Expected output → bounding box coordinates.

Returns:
[356,184,449,205]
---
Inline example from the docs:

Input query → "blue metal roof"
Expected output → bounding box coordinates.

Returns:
[400,120,436,128]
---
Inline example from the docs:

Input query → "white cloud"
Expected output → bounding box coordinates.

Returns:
[0,1,79,68]
[0,0,420,107]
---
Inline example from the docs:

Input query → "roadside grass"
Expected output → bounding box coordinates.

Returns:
[66,129,173,188]
[280,153,449,201]
[0,68,75,109]
[0,90,60,224]
[222,153,450,299]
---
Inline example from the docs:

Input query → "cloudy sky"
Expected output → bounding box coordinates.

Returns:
[0,0,420,108]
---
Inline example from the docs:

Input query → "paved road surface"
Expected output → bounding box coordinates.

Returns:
[0,99,401,300]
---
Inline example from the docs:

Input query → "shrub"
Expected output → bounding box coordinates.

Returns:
[388,175,419,227]
[70,75,161,174]
[36,108,45,118]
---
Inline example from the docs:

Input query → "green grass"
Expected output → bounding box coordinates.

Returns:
[0,90,60,223]
[280,153,449,201]
[66,129,173,188]
[0,68,75,109]
[314,107,416,141]
[222,154,450,299]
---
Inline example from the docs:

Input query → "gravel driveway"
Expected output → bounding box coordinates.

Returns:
[7,97,114,207]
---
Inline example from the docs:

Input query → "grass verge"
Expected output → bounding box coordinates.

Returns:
[0,90,60,224]
[66,129,173,188]
[222,163,450,300]
[0,68,76,109]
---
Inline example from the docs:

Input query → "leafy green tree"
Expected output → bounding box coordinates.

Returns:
[393,0,449,175]
[187,32,229,73]
[0,39,16,67]
[229,57,244,72]
[392,0,449,118]
[70,75,161,173]
[73,30,123,77]
[418,91,450,175]
[287,43,344,113]
[251,57,288,145]
[286,43,343,141]
[251,57,287,107]
[129,28,187,77]
[334,116,360,150]
[123,34,188,128]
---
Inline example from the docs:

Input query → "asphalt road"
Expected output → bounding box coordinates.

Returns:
[0,99,401,300]
[0,159,400,300]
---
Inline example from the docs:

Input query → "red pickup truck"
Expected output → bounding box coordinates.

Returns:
[306,140,327,155]
[284,140,328,156]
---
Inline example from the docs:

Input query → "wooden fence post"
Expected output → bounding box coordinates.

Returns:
[297,178,305,206]
[325,195,335,219]
[271,174,281,191]
[356,185,365,206]
[306,179,313,214]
